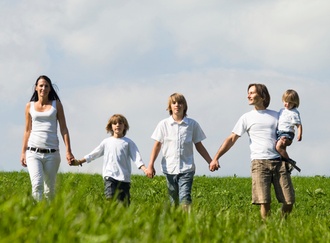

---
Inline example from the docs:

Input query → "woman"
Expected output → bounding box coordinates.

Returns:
[20,75,74,201]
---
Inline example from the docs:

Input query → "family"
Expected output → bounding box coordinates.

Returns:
[20,75,302,220]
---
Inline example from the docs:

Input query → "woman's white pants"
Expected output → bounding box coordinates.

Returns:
[26,150,61,201]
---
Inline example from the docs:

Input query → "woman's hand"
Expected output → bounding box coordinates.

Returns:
[20,153,27,167]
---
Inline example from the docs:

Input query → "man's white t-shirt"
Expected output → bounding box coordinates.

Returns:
[232,109,280,160]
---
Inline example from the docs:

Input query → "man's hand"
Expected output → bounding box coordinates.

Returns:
[209,160,220,172]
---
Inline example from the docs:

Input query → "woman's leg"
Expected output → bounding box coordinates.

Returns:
[43,152,61,200]
[26,151,44,201]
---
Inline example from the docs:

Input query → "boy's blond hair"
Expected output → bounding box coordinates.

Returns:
[166,93,188,117]
[282,89,300,108]
[106,114,129,136]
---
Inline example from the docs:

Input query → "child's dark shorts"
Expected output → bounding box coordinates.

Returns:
[277,130,295,141]
[104,176,131,205]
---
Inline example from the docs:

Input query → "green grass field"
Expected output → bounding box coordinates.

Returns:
[0,172,329,242]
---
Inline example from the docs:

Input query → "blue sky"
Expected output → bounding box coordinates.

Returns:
[1,0,329,177]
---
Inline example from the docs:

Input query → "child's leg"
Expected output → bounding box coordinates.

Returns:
[104,176,117,200]
[276,137,298,172]
[117,181,131,206]
[178,171,195,207]
[165,174,179,206]
[276,136,291,159]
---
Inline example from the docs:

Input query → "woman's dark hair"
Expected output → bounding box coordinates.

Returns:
[30,75,61,102]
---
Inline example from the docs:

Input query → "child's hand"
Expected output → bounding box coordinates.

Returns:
[146,167,156,178]
[69,159,82,166]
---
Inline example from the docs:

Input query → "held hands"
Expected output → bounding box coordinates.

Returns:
[140,165,155,178]
[209,160,220,172]
[66,152,75,165]
[146,166,156,179]
[69,159,82,166]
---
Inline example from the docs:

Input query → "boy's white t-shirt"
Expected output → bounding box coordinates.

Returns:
[278,108,301,133]
[232,109,280,161]
[84,136,144,182]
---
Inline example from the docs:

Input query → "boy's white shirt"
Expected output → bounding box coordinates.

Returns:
[151,116,206,174]
[278,108,301,133]
[84,136,144,182]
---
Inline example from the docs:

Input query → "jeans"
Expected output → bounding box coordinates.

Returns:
[26,150,61,201]
[165,170,195,205]
[277,130,295,141]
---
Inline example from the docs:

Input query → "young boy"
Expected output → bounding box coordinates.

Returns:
[276,89,303,172]
[146,93,212,211]
[71,114,147,205]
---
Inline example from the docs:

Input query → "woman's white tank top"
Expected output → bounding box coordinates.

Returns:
[28,100,59,149]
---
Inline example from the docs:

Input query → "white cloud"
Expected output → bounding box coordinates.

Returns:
[167,0,327,73]
[2,0,329,92]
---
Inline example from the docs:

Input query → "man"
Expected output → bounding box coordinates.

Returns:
[209,83,295,219]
